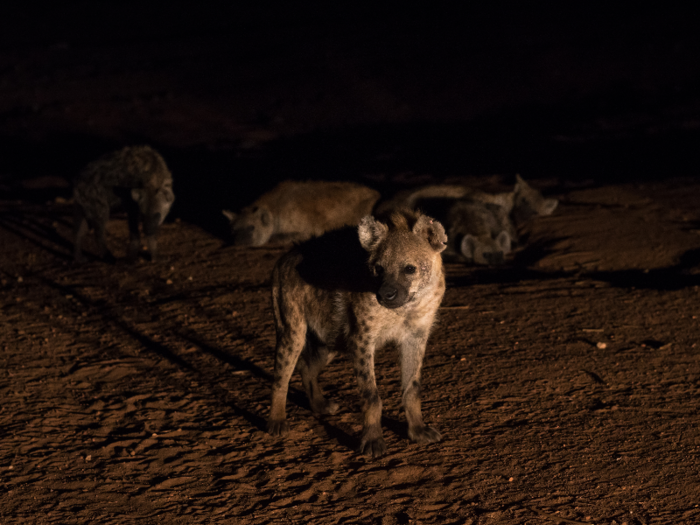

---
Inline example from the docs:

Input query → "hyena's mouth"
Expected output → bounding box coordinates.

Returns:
[376,290,414,310]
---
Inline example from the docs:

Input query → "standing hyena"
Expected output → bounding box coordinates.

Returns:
[268,208,447,458]
[73,145,175,262]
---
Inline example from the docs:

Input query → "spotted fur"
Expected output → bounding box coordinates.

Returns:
[268,209,447,458]
[222,180,380,246]
[73,145,175,262]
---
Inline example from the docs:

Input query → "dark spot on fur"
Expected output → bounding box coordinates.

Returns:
[363,391,380,405]
[358,357,366,367]
[358,371,369,382]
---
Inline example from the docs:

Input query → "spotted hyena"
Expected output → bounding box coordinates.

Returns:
[446,199,514,265]
[375,174,557,227]
[222,180,380,246]
[73,145,175,262]
[267,208,447,458]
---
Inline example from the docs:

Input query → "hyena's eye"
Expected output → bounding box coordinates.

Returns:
[404,264,416,275]
[374,264,384,276]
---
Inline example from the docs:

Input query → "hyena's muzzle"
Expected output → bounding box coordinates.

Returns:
[377,276,410,309]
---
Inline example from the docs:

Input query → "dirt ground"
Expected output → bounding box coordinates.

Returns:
[2,6,700,525]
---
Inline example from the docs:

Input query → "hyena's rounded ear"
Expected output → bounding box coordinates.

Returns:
[460,234,477,260]
[413,215,447,253]
[495,230,512,254]
[358,215,388,251]
[222,209,237,223]
[258,206,272,227]
[131,188,145,204]
[539,198,558,216]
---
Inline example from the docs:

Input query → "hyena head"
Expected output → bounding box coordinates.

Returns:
[358,210,447,309]
[513,174,558,223]
[460,230,511,266]
[222,205,274,246]
[132,181,175,236]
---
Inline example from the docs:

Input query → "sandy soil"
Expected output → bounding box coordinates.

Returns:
[3,176,700,524]
[2,6,700,524]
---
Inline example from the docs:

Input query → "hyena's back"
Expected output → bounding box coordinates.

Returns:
[263,180,380,237]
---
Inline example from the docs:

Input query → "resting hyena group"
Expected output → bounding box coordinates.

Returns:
[71,150,557,456]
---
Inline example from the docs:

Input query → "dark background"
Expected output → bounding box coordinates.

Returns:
[1,4,699,234]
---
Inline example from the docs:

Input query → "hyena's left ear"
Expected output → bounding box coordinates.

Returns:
[131,188,145,204]
[413,215,447,253]
[538,198,558,216]
[358,215,388,251]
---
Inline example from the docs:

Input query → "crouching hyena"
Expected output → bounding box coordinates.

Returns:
[73,145,175,262]
[222,180,380,246]
[268,208,447,458]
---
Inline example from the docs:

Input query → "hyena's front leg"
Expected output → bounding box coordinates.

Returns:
[351,335,386,458]
[400,331,441,444]
[73,205,88,262]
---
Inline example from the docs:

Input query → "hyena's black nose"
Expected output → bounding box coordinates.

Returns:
[377,282,407,308]
[383,288,397,301]
[485,251,505,265]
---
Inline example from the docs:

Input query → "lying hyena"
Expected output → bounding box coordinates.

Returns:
[268,209,447,458]
[376,175,557,265]
[511,174,558,224]
[222,180,380,246]
[73,145,175,262]
[376,174,557,225]
[446,199,513,265]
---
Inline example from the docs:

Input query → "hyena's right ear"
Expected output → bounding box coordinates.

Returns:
[358,215,388,251]
[413,214,447,253]
[460,234,478,260]
[222,209,237,223]
[495,230,512,254]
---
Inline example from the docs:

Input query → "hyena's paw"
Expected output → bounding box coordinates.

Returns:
[408,425,442,444]
[358,435,387,459]
[311,399,340,416]
[266,419,290,437]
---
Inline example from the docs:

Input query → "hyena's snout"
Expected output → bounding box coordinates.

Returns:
[377,278,409,309]
[232,225,256,246]
[484,249,505,265]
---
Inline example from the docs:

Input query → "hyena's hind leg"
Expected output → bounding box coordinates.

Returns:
[268,282,308,437]
[297,331,339,416]
[73,204,89,262]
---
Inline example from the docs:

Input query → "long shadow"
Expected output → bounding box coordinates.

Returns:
[586,247,700,291]
[41,276,194,370]
[41,275,274,430]
[177,331,272,382]
[0,206,75,260]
